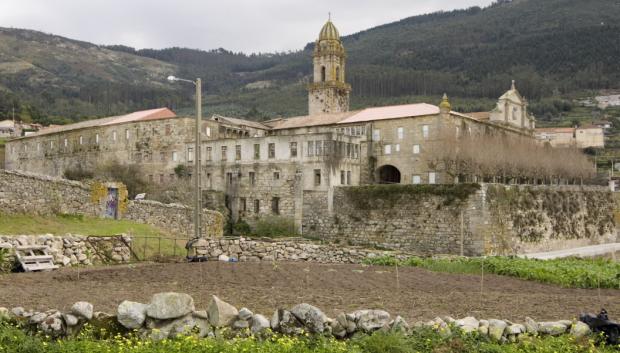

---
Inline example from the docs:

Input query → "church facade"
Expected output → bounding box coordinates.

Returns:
[4,20,536,233]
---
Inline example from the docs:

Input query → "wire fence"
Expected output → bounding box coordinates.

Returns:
[127,236,190,262]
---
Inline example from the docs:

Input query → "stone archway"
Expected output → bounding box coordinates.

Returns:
[377,165,401,184]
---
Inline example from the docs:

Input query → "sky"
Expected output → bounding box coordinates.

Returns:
[0,0,495,54]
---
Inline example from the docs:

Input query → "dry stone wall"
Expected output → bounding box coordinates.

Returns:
[0,234,132,269]
[0,292,595,343]
[0,170,224,238]
[190,236,412,263]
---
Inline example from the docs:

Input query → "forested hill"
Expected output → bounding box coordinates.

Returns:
[0,0,619,125]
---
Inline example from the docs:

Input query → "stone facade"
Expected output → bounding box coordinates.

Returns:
[302,184,617,256]
[0,170,224,238]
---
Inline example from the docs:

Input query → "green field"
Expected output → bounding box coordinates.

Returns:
[0,323,617,353]
[0,213,169,237]
[364,256,620,289]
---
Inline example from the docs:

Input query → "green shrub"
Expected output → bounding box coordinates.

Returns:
[232,219,252,235]
[364,256,620,289]
[253,216,297,238]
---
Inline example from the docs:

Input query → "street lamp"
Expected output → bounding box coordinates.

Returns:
[167,75,202,240]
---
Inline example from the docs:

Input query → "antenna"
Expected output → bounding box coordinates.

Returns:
[328,12,331,21]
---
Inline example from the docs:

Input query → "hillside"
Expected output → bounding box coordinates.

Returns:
[0,0,619,124]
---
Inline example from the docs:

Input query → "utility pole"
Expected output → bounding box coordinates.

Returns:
[195,78,202,239]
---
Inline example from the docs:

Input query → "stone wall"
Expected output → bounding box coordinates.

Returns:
[0,169,225,238]
[125,200,224,238]
[302,184,617,256]
[0,234,132,269]
[0,292,594,343]
[190,236,412,263]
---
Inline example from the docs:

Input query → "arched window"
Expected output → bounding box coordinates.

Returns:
[336,67,340,82]
[321,66,326,82]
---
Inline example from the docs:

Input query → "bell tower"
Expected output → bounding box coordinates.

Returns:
[308,18,351,115]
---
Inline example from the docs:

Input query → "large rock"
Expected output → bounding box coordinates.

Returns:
[238,308,253,321]
[290,303,328,333]
[524,317,539,335]
[277,309,304,335]
[206,295,238,327]
[570,321,591,338]
[147,293,195,320]
[391,316,410,333]
[40,316,64,337]
[63,313,79,327]
[251,314,270,334]
[0,307,9,321]
[117,301,148,329]
[539,322,568,336]
[488,319,507,341]
[71,302,94,320]
[147,314,211,340]
[29,312,47,324]
[351,310,391,333]
[455,316,479,334]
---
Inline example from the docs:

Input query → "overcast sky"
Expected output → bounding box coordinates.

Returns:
[0,0,494,53]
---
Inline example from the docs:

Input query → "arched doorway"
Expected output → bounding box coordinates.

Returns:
[377,165,401,184]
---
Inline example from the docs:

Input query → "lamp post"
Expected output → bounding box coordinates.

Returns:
[167,75,202,240]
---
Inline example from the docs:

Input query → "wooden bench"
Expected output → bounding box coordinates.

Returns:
[14,245,59,272]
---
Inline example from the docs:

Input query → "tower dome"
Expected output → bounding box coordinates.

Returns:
[319,20,340,41]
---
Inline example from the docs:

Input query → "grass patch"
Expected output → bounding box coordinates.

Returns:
[0,213,169,237]
[364,256,620,289]
[0,323,617,353]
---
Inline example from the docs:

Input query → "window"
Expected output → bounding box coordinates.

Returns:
[372,129,380,141]
[64,139,68,147]
[249,172,256,186]
[268,143,275,158]
[240,198,247,212]
[422,125,429,138]
[125,129,130,140]
[79,136,83,145]
[235,145,241,160]
[172,151,178,161]
[384,145,391,155]
[321,66,326,82]
[397,127,404,140]
[206,126,211,137]
[347,171,352,185]
[221,146,227,161]
[50,141,54,148]
[253,144,260,159]
[112,131,117,141]
[308,141,314,156]
[336,66,340,81]
[37,143,40,151]
[254,199,260,214]
[456,126,461,137]
[314,169,321,186]
[341,170,345,184]
[206,147,212,161]
[226,172,233,185]
[160,152,166,162]
[271,197,280,215]
[353,144,359,159]
[95,134,99,144]
[165,124,171,135]
[413,144,420,154]
[315,140,323,156]
[273,171,280,180]
[159,174,164,183]
[290,142,297,157]
[412,175,421,184]
[429,172,436,184]
[207,173,212,188]
[188,147,194,162]
[395,144,400,152]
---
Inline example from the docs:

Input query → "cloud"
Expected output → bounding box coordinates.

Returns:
[0,0,493,53]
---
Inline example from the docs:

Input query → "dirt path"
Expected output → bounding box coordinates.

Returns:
[1,262,618,322]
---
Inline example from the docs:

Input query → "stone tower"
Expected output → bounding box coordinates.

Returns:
[308,19,351,115]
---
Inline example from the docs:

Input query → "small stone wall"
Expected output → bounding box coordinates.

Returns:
[190,236,412,263]
[0,170,225,238]
[125,200,224,238]
[0,234,132,269]
[0,292,594,343]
